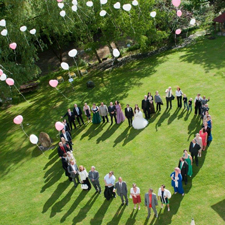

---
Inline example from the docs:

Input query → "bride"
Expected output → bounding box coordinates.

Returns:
[132,104,148,129]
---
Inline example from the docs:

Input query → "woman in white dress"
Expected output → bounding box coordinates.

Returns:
[132,104,148,129]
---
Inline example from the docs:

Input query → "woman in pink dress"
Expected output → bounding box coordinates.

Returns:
[115,101,125,124]
[199,128,208,151]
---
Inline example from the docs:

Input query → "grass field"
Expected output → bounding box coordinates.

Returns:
[0,36,225,225]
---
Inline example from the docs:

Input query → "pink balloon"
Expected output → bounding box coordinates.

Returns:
[172,0,181,7]
[55,121,64,131]
[57,0,63,2]
[175,29,182,35]
[13,115,23,125]
[6,78,14,86]
[177,10,182,17]
[0,69,3,75]
[9,42,17,50]
[49,79,58,88]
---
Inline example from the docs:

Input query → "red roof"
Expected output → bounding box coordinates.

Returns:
[213,12,225,23]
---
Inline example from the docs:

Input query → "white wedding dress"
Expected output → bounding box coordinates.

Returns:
[132,109,148,129]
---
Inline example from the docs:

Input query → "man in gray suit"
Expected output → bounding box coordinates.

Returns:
[68,160,80,188]
[145,188,158,219]
[88,166,101,194]
[113,177,128,206]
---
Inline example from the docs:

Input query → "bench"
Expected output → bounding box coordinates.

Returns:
[20,82,39,93]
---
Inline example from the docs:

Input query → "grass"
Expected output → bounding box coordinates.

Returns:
[0,36,225,225]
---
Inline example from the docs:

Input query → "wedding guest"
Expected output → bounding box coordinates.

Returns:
[183,150,193,177]
[61,137,71,151]
[176,86,183,108]
[204,120,212,146]
[104,171,116,200]
[195,133,203,157]
[91,103,101,124]
[108,102,117,125]
[62,109,76,130]
[147,92,155,114]
[142,95,150,119]
[201,104,209,119]
[165,86,173,109]
[170,167,184,196]
[154,91,163,112]
[58,141,70,158]
[194,94,202,115]
[189,139,201,166]
[61,153,71,181]
[73,104,85,126]
[83,103,91,123]
[62,119,71,135]
[68,160,80,187]
[125,104,134,127]
[199,128,208,151]
[60,129,73,149]
[201,96,210,106]
[178,157,189,185]
[130,183,141,210]
[157,185,171,211]
[207,115,212,129]
[144,188,158,219]
[187,98,193,112]
[183,94,187,109]
[88,166,101,194]
[115,100,125,124]
[203,111,209,125]
[114,177,128,206]
[78,165,91,191]
[67,151,75,163]
[99,102,109,123]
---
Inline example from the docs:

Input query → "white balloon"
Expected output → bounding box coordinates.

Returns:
[1,29,7,36]
[0,73,7,81]
[122,4,132,12]
[100,0,107,5]
[132,0,138,6]
[29,134,38,145]
[72,0,77,5]
[20,26,27,32]
[113,2,120,9]
[0,19,6,27]
[61,62,69,70]
[30,29,36,35]
[100,10,107,17]
[113,49,120,58]
[58,3,64,9]
[190,18,196,25]
[150,11,156,18]
[60,10,66,17]
[72,5,77,12]
[68,49,78,57]
[86,1,93,7]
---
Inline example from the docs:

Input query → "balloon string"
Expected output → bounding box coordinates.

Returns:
[24,34,29,46]
[55,87,70,100]
[45,0,50,15]
[78,7,90,18]
[20,123,29,138]
[36,144,48,158]
[5,25,11,42]
[129,13,135,34]
[35,35,43,51]
[63,18,72,33]
[73,57,80,77]
[138,6,146,23]
[13,84,29,103]
[0,64,13,74]
[120,9,126,25]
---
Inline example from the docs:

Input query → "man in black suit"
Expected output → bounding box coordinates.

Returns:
[108,102,117,125]
[178,157,189,185]
[60,129,73,149]
[62,109,76,130]
[125,104,134,127]
[62,119,71,135]
[73,104,85,126]
[61,153,72,181]
[142,95,150,119]
[113,177,128,206]
[189,139,201,166]
[58,142,70,158]
[68,160,80,187]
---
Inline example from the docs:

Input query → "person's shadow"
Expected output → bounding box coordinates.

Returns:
[113,127,130,147]
[155,110,170,131]
[177,108,186,120]
[72,192,99,224]
[125,209,138,225]
[107,205,126,225]
[167,107,180,125]
[96,124,119,144]
[187,115,202,140]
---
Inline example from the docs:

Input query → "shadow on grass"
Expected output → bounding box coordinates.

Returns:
[155,109,171,131]
[167,107,181,125]
[107,205,126,225]
[211,199,225,222]
[187,114,202,141]
[125,209,138,225]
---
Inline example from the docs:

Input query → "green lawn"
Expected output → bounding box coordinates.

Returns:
[0,37,225,225]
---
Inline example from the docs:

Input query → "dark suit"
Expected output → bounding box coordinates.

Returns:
[68,164,80,187]
[73,106,84,126]
[60,131,72,149]
[125,107,134,127]
[88,170,101,193]
[61,157,71,180]
[63,111,76,130]
[178,160,189,184]
[142,99,150,119]
[57,144,70,157]
[108,105,117,124]
[189,142,201,166]
[63,121,71,135]
[114,181,128,205]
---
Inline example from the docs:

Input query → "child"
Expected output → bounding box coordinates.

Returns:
[187,98,192,112]
[183,94,187,109]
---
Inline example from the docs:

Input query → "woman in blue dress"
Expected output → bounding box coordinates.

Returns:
[206,115,212,146]
[170,167,184,196]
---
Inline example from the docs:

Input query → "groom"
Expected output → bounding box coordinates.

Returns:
[142,95,150,119]
[125,104,134,127]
